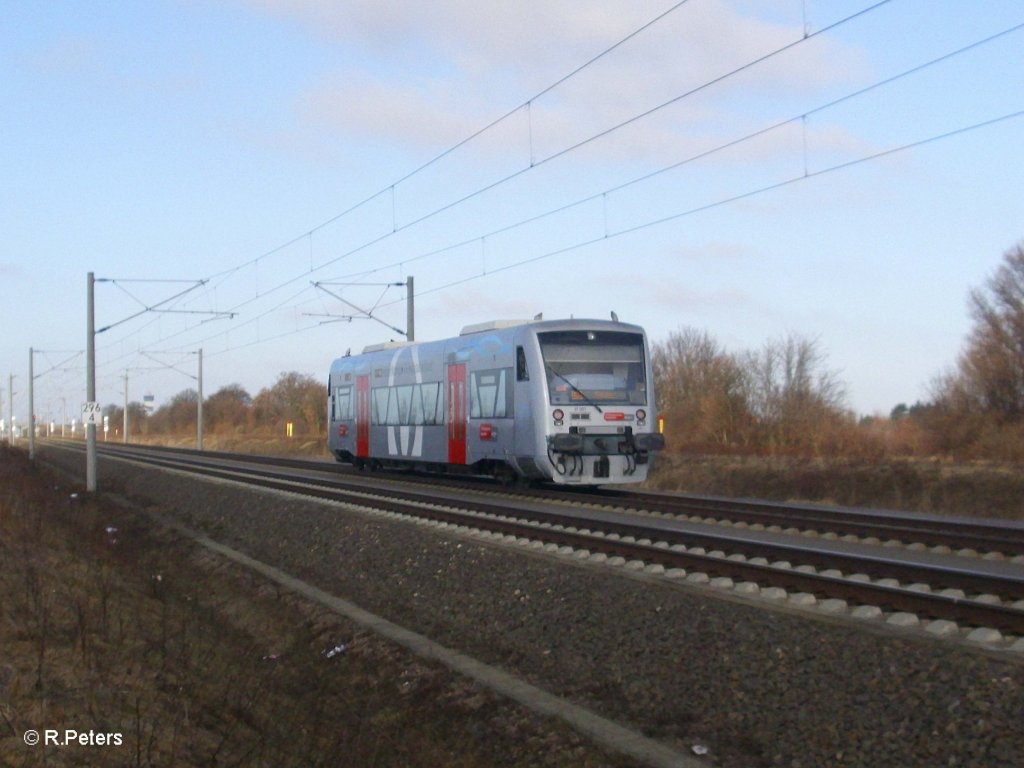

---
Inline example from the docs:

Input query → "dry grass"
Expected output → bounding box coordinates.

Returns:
[62,431,1024,518]
[0,447,628,767]
[647,452,1024,520]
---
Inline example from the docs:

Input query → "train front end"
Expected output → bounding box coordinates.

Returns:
[524,320,665,485]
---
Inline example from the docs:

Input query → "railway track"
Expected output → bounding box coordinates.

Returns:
[60,439,1024,558]
[46,440,1024,641]
[64,438,1024,561]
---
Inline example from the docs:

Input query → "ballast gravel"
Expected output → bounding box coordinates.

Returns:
[46,448,1024,768]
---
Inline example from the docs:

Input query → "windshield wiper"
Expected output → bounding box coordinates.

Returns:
[545,365,603,413]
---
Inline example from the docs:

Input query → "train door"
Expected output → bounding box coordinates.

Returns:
[355,375,370,458]
[447,363,467,464]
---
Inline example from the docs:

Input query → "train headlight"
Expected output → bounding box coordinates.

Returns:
[636,409,646,422]
[552,409,564,425]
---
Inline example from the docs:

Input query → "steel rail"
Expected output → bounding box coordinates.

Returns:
[61,439,1024,556]
[56,441,1024,634]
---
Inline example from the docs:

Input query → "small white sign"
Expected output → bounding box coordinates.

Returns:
[81,401,102,426]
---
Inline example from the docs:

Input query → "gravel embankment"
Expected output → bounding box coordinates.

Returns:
[42,446,1024,768]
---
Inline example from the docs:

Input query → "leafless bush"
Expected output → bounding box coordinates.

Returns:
[922,242,1024,460]
[652,328,748,449]
[653,327,853,457]
[739,334,848,454]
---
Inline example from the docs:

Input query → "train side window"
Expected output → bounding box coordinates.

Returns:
[395,385,413,424]
[370,382,444,426]
[334,386,352,420]
[372,388,389,425]
[384,388,400,425]
[516,346,529,381]
[410,386,424,425]
[417,382,441,425]
[471,368,511,418]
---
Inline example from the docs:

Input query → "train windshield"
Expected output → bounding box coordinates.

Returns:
[538,330,647,406]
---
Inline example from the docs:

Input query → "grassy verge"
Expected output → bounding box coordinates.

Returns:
[0,447,628,767]
[45,433,1024,518]
[648,453,1024,520]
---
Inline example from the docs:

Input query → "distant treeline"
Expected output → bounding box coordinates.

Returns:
[652,242,1024,461]
[111,243,1024,462]
[107,372,325,439]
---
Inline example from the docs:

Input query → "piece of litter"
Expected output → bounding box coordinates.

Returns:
[262,653,282,661]
[322,644,347,660]
[105,526,118,535]
[69,493,79,499]
[691,744,709,756]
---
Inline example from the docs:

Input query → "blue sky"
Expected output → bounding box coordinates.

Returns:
[2,0,1022,430]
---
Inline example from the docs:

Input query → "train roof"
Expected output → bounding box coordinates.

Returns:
[334,316,647,368]
[459,316,644,336]
[361,340,415,354]
[459,319,532,335]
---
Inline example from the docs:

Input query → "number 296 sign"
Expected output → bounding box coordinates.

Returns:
[81,402,103,426]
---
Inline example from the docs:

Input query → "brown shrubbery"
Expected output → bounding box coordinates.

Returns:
[652,328,878,458]
[923,244,1024,461]
[104,243,1024,465]
[109,372,325,442]
[655,242,1024,463]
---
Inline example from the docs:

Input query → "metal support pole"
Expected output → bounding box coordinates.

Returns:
[123,370,128,443]
[406,275,415,342]
[197,348,204,451]
[86,272,97,492]
[7,374,13,445]
[28,348,35,460]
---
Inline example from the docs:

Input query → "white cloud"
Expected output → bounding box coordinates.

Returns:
[432,285,541,319]
[300,70,490,149]
[249,0,869,161]
[0,262,26,280]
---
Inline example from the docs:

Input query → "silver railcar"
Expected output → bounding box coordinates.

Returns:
[327,317,665,485]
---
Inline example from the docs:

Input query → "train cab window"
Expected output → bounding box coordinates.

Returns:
[516,346,529,381]
[538,330,647,406]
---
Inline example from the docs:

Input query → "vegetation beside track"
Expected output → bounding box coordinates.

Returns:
[51,431,1023,520]
[0,446,628,768]
[646,453,1024,520]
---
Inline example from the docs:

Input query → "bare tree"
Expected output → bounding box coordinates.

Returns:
[652,327,748,448]
[148,390,198,435]
[252,372,325,436]
[960,243,1024,420]
[204,384,252,434]
[923,243,1024,459]
[741,334,848,451]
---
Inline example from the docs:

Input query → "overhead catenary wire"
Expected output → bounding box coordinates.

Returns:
[97,0,897,366]
[211,0,896,320]
[188,106,1024,348]
[322,19,1024,288]
[118,16,1024,362]
[200,0,697,287]
[82,3,1022,407]
[92,0,713,367]
[114,103,1024,364]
